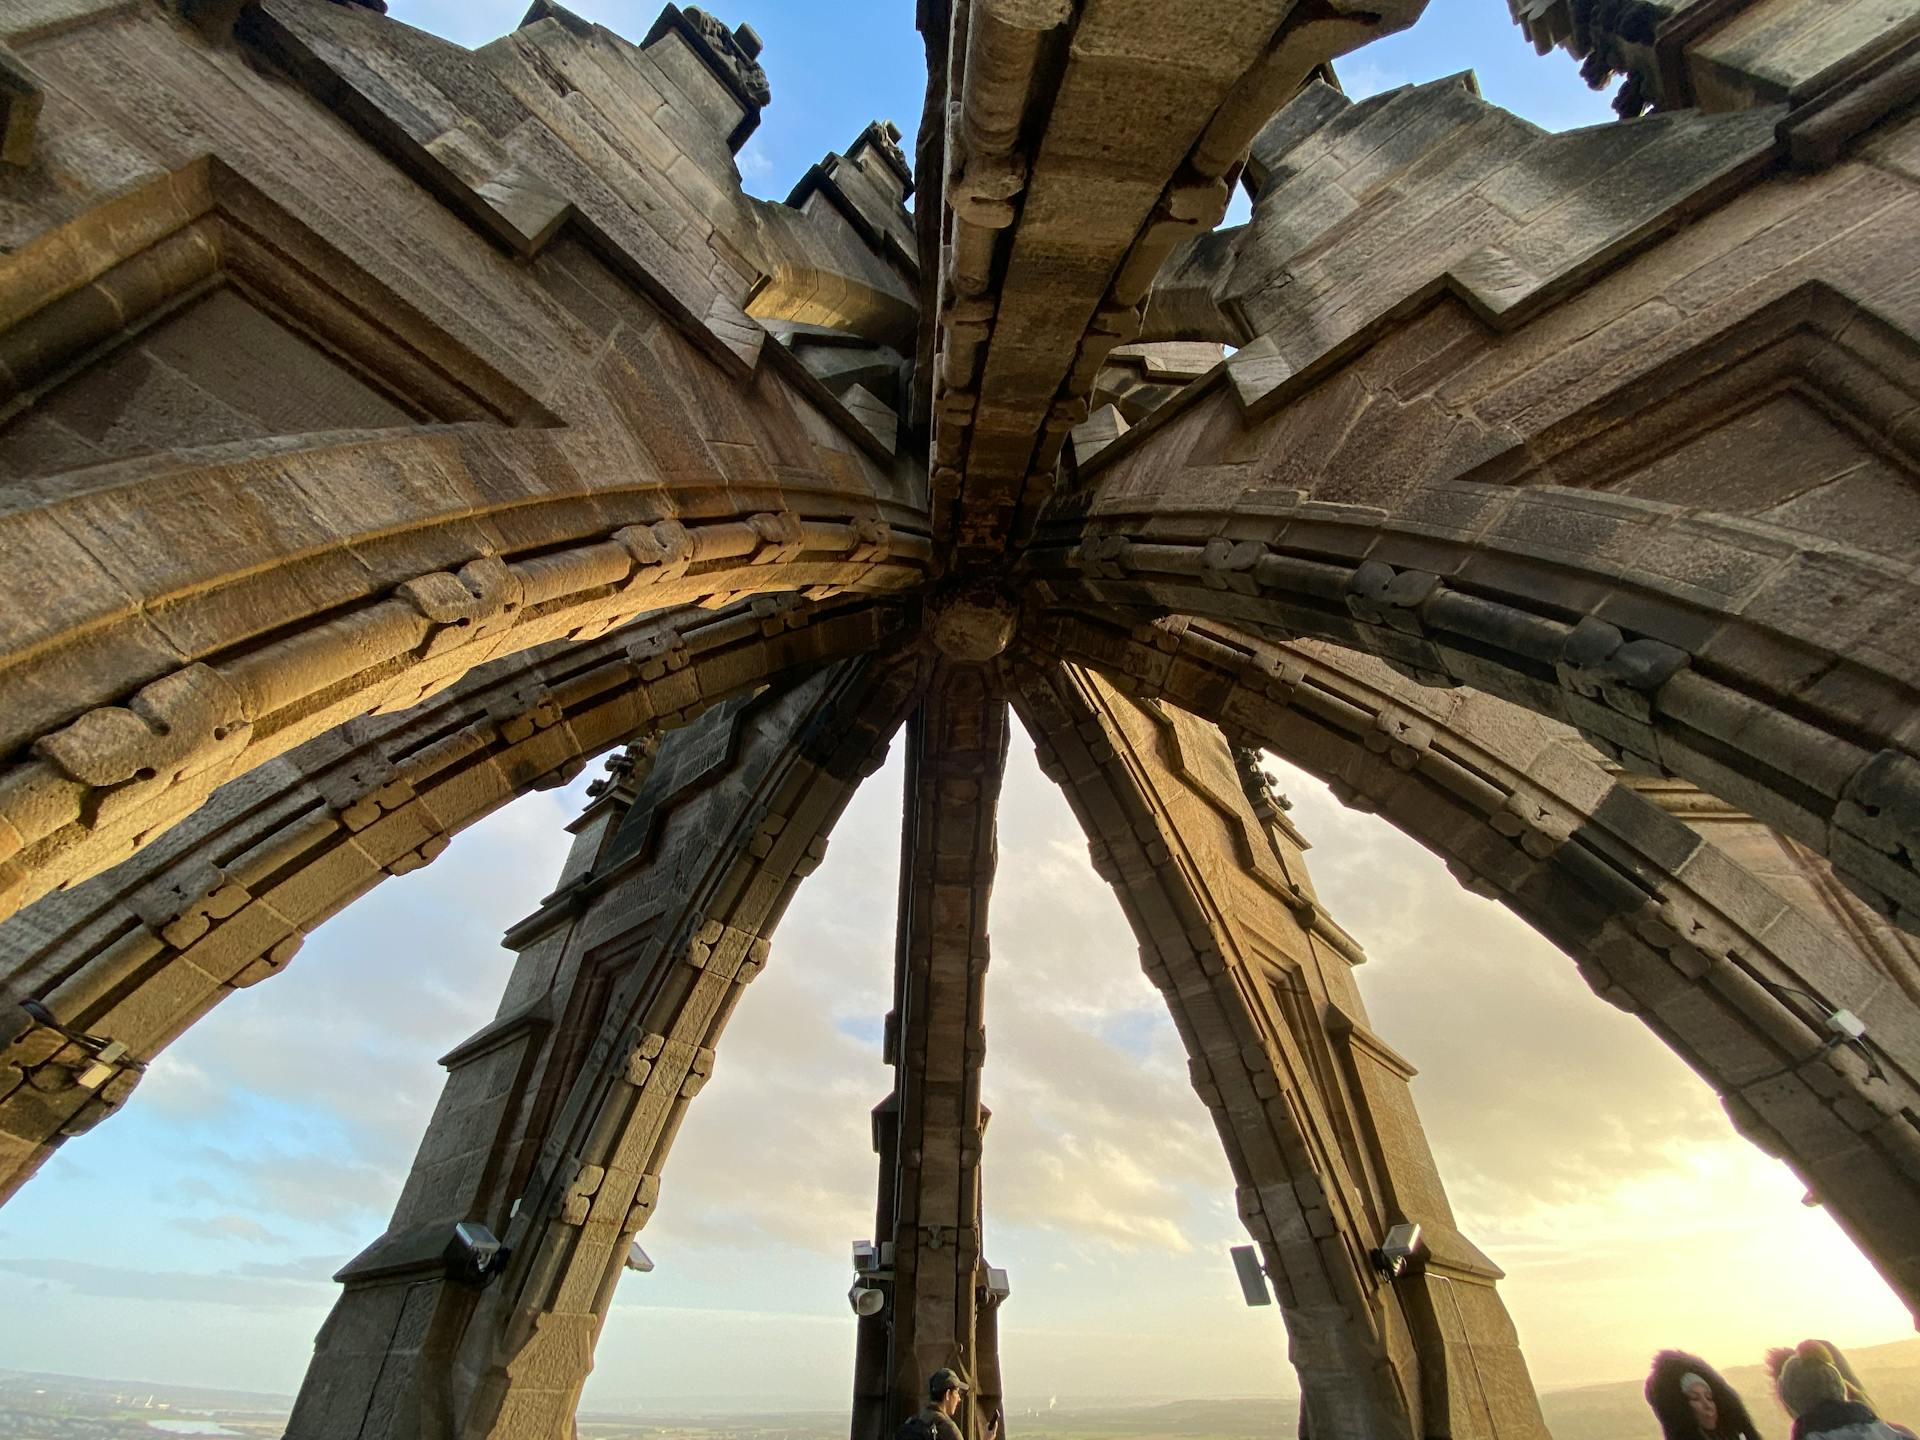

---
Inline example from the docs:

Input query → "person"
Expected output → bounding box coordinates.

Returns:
[1646,1350,1764,1440]
[897,1368,1000,1440]
[1771,1340,1914,1440]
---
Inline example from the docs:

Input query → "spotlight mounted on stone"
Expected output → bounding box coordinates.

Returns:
[1369,1222,1425,1282]
[977,1265,1011,1308]
[444,1221,509,1287]
[1228,1244,1272,1307]
[849,1238,893,1315]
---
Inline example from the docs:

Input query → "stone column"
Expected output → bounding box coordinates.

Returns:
[1013,660,1547,1440]
[853,663,1009,1440]
[290,654,923,1440]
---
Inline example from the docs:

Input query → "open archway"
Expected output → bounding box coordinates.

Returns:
[3,0,1919,1434]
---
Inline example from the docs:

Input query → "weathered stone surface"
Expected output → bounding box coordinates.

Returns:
[853,666,1010,1440]
[286,651,926,1439]
[1013,657,1547,1439]
[0,599,905,1204]
[1028,612,1920,1318]
[2,0,1919,1433]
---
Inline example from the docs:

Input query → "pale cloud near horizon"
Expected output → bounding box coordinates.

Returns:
[0,713,1911,1410]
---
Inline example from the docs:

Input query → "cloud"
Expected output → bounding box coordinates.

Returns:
[6,698,1913,1407]
[736,140,775,181]
[1257,746,1724,1205]
[602,733,1239,1274]
[1337,59,1408,100]
[231,1255,348,1282]
[170,1214,282,1245]
[0,1256,328,1309]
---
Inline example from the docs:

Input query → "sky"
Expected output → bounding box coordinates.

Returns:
[1,0,1915,1421]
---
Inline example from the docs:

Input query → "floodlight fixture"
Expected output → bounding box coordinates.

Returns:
[1370,1222,1425,1281]
[1229,1244,1271,1307]
[445,1221,508,1287]
[1828,1008,1867,1041]
[624,1241,654,1274]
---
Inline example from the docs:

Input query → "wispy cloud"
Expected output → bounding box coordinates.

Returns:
[1338,59,1408,101]
[170,1214,283,1245]
[736,140,775,181]
[0,1256,329,1309]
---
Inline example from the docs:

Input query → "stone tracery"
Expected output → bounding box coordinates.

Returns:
[0,0,1918,1435]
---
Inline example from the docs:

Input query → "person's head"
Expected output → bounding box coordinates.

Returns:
[1776,1342,1851,1418]
[1771,1340,1874,1416]
[1682,1374,1720,1433]
[1645,1351,1756,1440]
[929,1369,969,1417]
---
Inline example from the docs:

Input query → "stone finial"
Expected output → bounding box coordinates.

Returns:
[859,119,913,194]
[1508,0,1670,116]
[1233,745,1291,821]
[584,739,656,805]
[681,6,771,107]
[641,4,770,151]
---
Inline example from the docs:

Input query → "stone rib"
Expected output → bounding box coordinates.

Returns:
[1030,611,1920,1311]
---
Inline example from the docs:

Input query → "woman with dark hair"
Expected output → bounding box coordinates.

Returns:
[1646,1351,1765,1440]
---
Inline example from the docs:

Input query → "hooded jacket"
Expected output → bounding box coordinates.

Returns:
[1645,1350,1764,1440]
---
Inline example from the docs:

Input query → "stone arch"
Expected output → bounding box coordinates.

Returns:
[1034,313,1920,934]
[1034,68,1920,933]
[1029,462,1920,935]
[1030,609,1920,1313]
[286,646,928,1440]
[0,597,906,1204]
[0,0,941,930]
[1010,654,1548,1439]
[0,406,928,924]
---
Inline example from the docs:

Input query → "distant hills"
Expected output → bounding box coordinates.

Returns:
[12,1339,1920,1440]
[577,1343,1920,1440]
[851,1343,1920,1440]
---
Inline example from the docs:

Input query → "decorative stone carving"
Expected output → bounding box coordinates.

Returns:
[681,7,769,107]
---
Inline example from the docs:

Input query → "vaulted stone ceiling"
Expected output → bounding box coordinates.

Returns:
[1,0,1918,1436]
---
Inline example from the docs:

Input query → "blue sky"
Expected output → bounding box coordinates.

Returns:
[4,0,1913,1420]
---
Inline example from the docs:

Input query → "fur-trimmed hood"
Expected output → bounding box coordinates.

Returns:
[1645,1350,1764,1440]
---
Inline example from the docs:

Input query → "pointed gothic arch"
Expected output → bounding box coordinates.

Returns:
[1032,611,1920,1313]
[1,0,1918,1434]
[0,598,906,1200]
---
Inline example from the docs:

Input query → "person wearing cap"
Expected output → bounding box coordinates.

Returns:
[898,1368,999,1440]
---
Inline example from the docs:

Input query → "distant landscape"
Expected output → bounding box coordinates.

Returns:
[10,1338,1920,1440]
